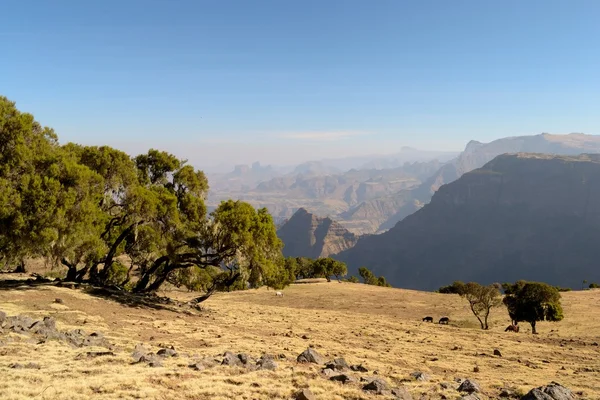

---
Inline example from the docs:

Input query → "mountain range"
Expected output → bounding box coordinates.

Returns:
[334,152,600,290]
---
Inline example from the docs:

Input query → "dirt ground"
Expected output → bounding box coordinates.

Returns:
[0,275,598,399]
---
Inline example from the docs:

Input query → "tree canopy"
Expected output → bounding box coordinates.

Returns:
[0,96,287,301]
[502,280,564,334]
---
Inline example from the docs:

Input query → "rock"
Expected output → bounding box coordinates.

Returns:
[321,368,336,378]
[350,364,368,372]
[256,355,278,370]
[461,395,481,400]
[297,348,323,364]
[157,347,178,358]
[54,298,64,304]
[494,349,502,357]
[458,380,481,394]
[294,388,316,400]
[363,378,391,394]
[440,383,451,390]
[391,386,413,400]
[410,371,430,381]
[237,353,250,365]
[521,382,576,400]
[222,351,243,366]
[325,358,349,371]
[132,344,149,363]
[330,374,356,384]
[0,310,6,325]
[473,366,480,373]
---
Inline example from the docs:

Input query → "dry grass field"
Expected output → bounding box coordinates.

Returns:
[0,276,599,400]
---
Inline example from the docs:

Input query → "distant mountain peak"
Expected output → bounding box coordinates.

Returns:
[277,208,358,259]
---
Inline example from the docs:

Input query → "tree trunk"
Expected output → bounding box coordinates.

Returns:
[530,321,537,334]
[133,256,169,292]
[483,309,490,330]
[98,222,138,283]
[62,259,77,281]
[14,259,26,273]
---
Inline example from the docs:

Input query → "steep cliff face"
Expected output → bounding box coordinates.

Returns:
[335,153,600,290]
[277,208,358,258]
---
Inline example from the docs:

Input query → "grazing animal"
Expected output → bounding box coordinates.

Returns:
[275,291,284,297]
[505,324,519,332]
[422,316,434,323]
[439,317,449,325]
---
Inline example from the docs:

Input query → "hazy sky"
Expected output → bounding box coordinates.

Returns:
[3,0,600,170]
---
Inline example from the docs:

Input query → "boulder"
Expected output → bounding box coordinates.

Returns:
[363,378,391,394]
[321,368,336,378]
[294,389,316,400]
[458,380,481,394]
[237,353,250,365]
[0,310,7,325]
[461,395,481,400]
[256,355,278,370]
[350,364,368,372]
[391,387,413,400]
[521,382,576,400]
[157,347,178,358]
[325,358,349,371]
[297,348,323,364]
[222,351,243,366]
[494,349,503,357]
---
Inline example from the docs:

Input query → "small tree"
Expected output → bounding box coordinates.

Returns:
[358,266,377,285]
[312,258,347,282]
[503,281,564,334]
[346,276,360,283]
[460,282,502,330]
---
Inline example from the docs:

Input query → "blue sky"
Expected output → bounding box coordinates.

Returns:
[2,0,600,169]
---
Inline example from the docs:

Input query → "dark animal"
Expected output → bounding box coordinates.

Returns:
[439,317,449,324]
[505,324,519,332]
[422,316,433,323]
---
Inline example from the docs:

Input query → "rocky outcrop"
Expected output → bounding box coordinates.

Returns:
[336,153,600,290]
[278,209,358,258]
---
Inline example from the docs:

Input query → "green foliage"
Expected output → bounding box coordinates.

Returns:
[345,276,360,283]
[0,96,286,302]
[459,282,502,330]
[502,281,564,334]
[438,281,466,294]
[358,266,392,287]
[589,283,600,289]
[312,258,347,282]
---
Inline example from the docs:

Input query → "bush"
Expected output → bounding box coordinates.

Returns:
[345,276,360,283]
[438,281,466,294]
[589,283,600,289]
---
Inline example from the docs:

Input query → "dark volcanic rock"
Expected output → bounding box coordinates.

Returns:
[521,382,576,400]
[330,374,356,384]
[297,348,323,364]
[458,380,481,394]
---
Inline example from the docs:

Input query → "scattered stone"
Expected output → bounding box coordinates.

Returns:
[410,371,430,381]
[330,374,356,384]
[391,386,413,400]
[521,382,576,400]
[460,395,481,400]
[222,351,243,366]
[0,311,6,324]
[494,349,502,357]
[54,298,64,304]
[132,344,150,363]
[294,388,316,400]
[325,358,349,371]
[350,364,368,372]
[237,353,250,365]
[363,378,390,394]
[473,366,480,373]
[321,368,336,378]
[301,334,310,340]
[458,380,481,394]
[256,355,278,370]
[82,351,115,358]
[297,348,323,364]
[592,342,599,346]
[157,347,177,358]
[440,383,451,390]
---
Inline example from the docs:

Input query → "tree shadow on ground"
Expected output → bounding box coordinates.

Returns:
[0,275,204,314]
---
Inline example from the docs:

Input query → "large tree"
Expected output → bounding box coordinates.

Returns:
[502,281,564,334]
[460,282,502,330]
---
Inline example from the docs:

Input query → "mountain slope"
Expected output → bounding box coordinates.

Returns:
[370,133,600,231]
[336,153,600,290]
[277,208,358,258]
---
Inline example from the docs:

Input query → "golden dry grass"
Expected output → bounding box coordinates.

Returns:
[0,278,599,399]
